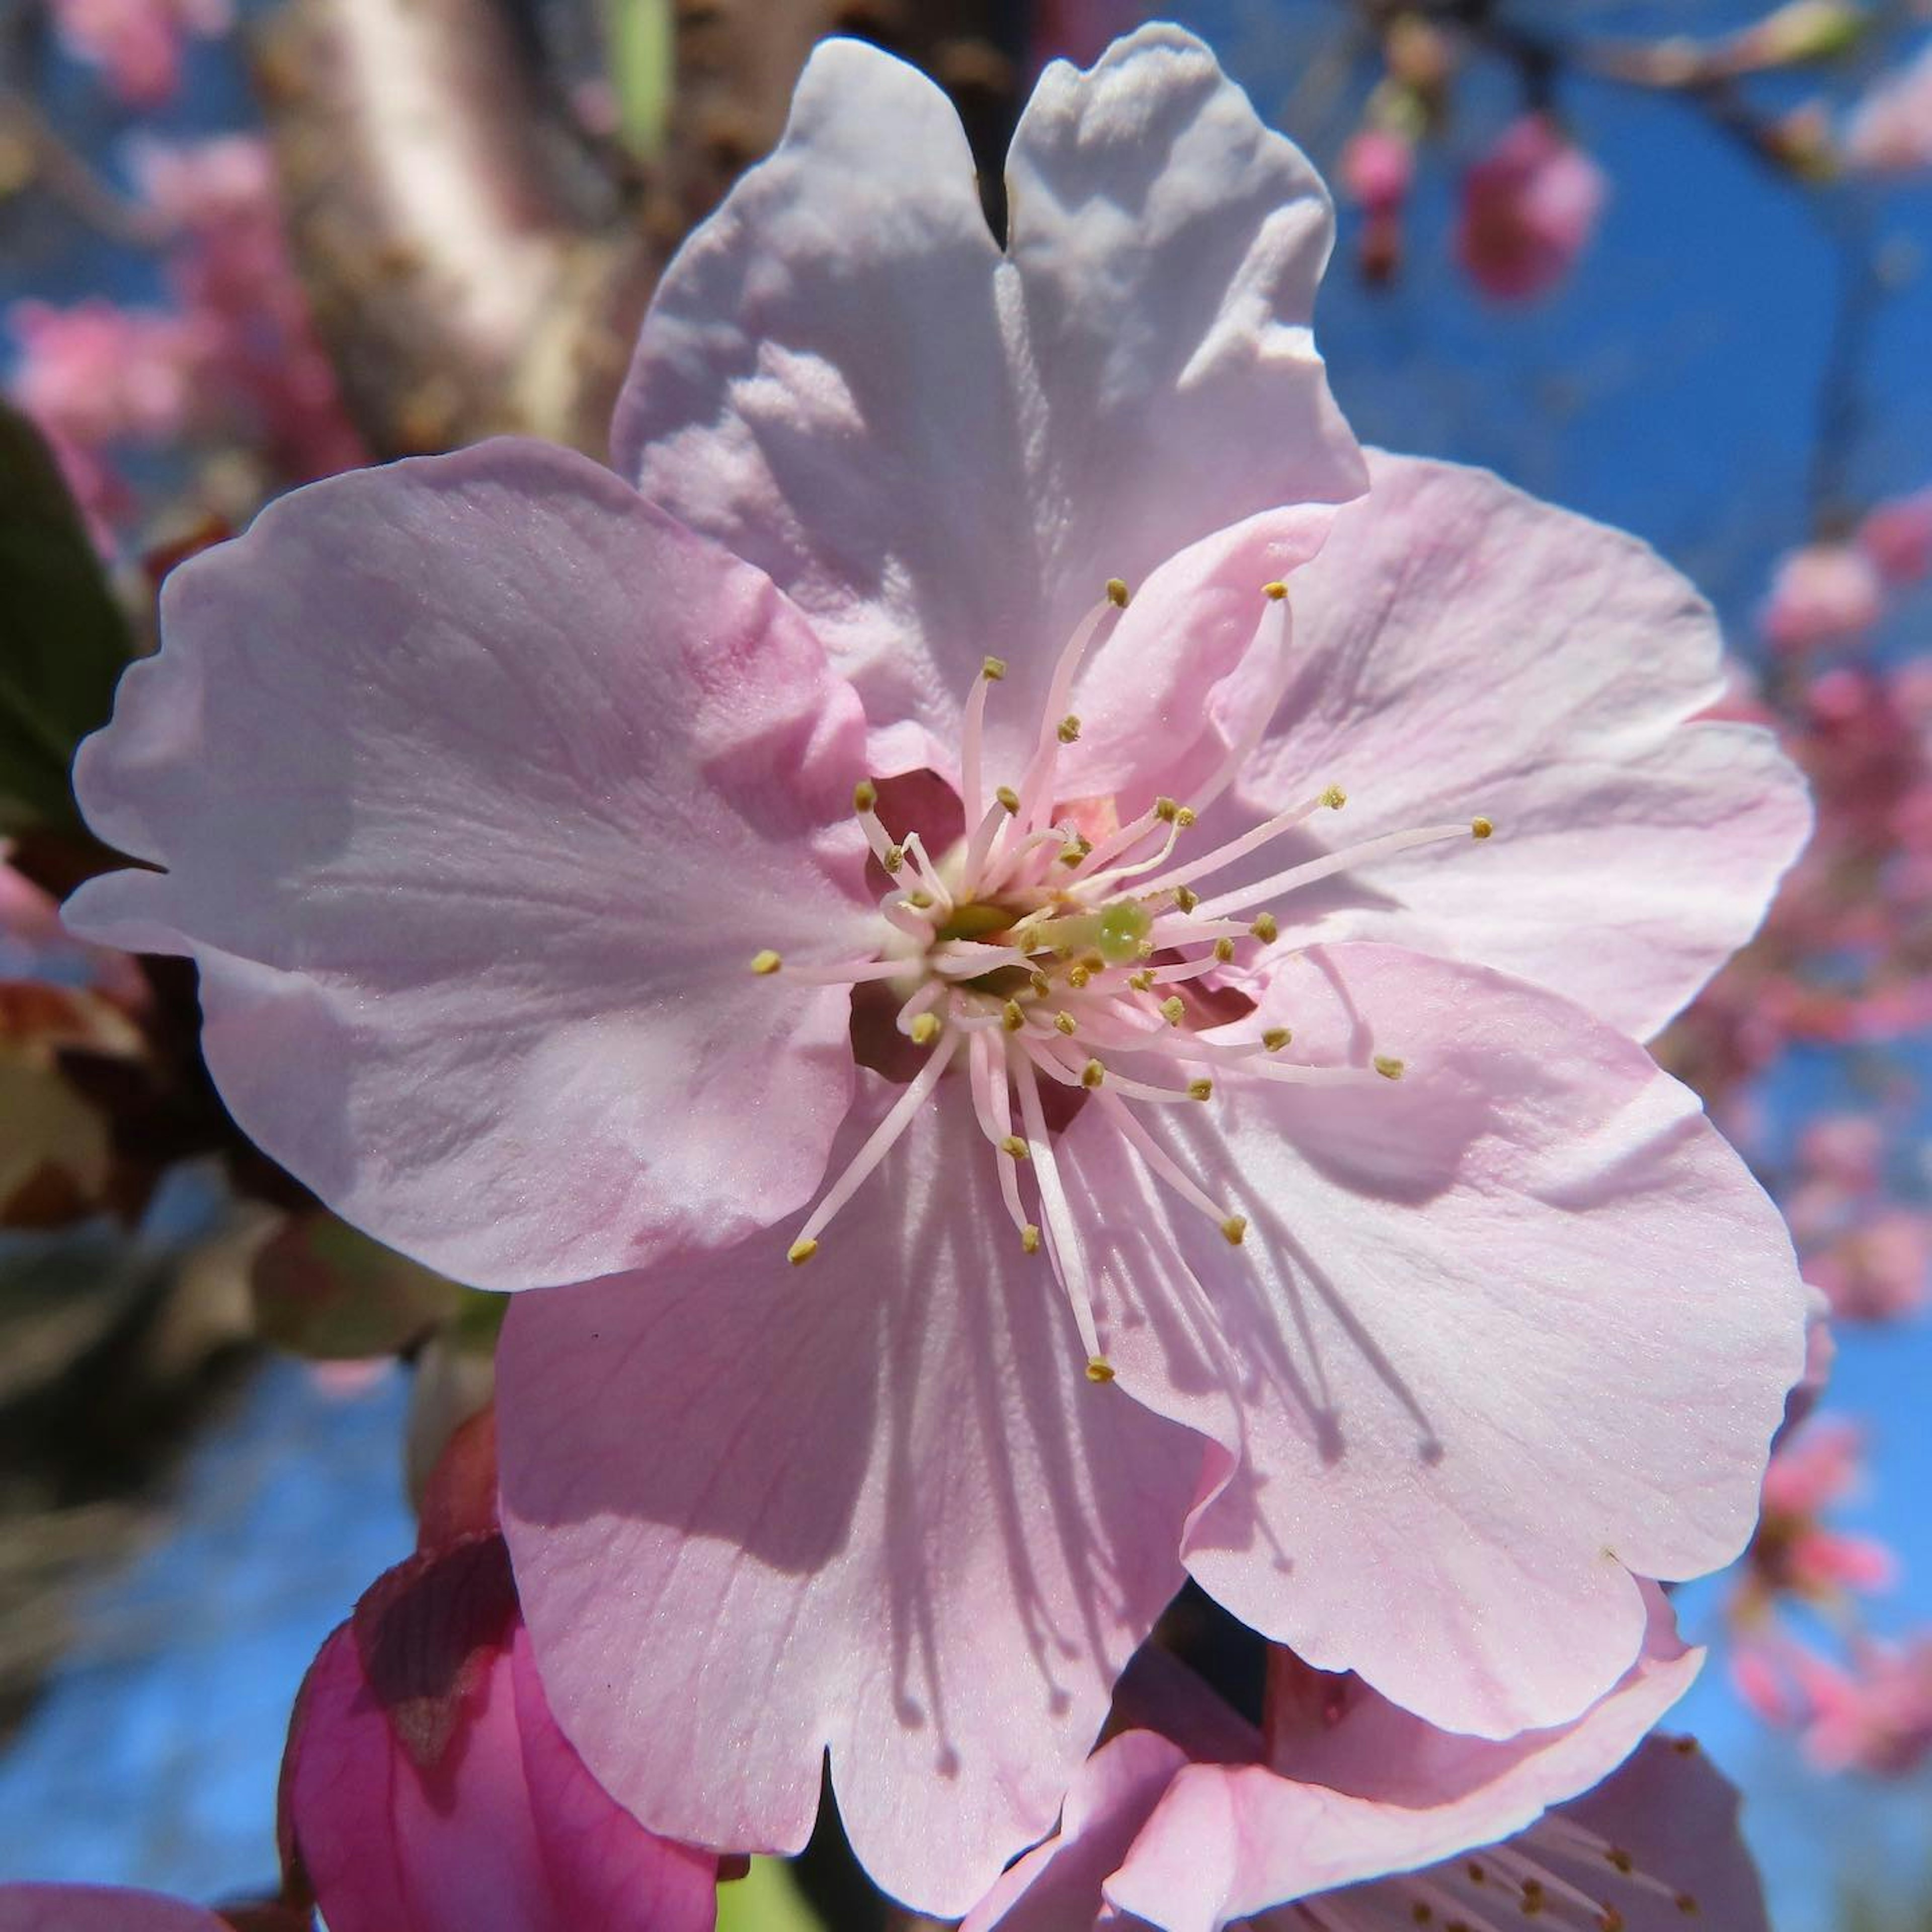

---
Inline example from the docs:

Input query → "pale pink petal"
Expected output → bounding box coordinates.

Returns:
[67,437,875,1291]
[287,1539,716,1932]
[1061,943,1805,1738]
[1229,452,1810,1037]
[0,1890,226,1932]
[959,1729,1188,1932]
[498,1094,1203,1919]
[612,29,1360,773]
[1107,1590,1700,1928]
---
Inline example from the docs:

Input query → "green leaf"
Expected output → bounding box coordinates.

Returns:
[604,0,674,161]
[0,403,135,838]
[714,1860,828,1932]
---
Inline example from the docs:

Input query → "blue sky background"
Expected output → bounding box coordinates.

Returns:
[3,3,1930,1925]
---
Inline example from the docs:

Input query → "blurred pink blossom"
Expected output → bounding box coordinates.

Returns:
[1802,1637,1932,1777]
[131,135,367,482]
[46,0,229,106]
[9,297,196,449]
[1859,484,1932,587]
[1844,38,1932,175]
[1758,541,1887,652]
[1747,1416,1898,1606]
[1454,114,1606,301]
[1340,127,1414,282]
[1806,1206,1932,1321]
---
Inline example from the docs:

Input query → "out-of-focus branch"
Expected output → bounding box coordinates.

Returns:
[250,0,1030,461]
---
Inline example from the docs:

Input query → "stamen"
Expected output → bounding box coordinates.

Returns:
[750,949,782,976]
[1014,1053,1105,1364]
[1192,820,1481,924]
[960,656,1005,827]
[968,1030,1034,1247]
[1095,1089,1245,1238]
[766,956,916,987]
[1139,786,1342,897]
[790,1029,961,1254]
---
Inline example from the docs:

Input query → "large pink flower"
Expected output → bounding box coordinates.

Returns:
[68,25,1808,1918]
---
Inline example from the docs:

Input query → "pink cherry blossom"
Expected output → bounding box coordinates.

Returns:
[1746,1416,1896,1606]
[0,1888,230,1931]
[1339,128,1414,282]
[1757,541,1887,653]
[67,27,1809,1916]
[965,1607,1759,1932]
[1454,115,1606,302]
[9,298,197,451]
[1806,1206,1932,1321]
[1858,484,1932,586]
[45,0,229,105]
[1843,38,1932,175]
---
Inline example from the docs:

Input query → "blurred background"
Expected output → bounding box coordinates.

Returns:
[1,0,1929,1925]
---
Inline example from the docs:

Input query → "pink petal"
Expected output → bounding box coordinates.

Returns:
[1063,942,1805,1738]
[1230,452,1810,1038]
[0,1890,227,1932]
[67,437,875,1290]
[959,1729,1189,1932]
[286,1539,716,1932]
[1108,1589,1701,1928]
[497,1094,1204,1919]
[612,29,1361,777]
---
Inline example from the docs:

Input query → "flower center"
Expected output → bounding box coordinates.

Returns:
[754,579,1491,1381]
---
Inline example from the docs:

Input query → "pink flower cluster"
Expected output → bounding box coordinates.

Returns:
[47,0,229,107]
[7,135,362,547]
[1758,487,1932,654]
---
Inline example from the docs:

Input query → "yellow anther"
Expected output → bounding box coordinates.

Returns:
[1155,796,1180,823]
[1000,1134,1030,1160]
[1159,995,1186,1025]
[1086,1355,1117,1384]
[1471,815,1494,840]
[1057,835,1093,867]
[1106,577,1131,608]
[1058,714,1081,744]
[1021,1223,1041,1254]
[1067,962,1092,989]
[1374,1054,1406,1080]
[1174,886,1199,914]
[1175,806,1197,828]
[852,778,878,814]
[1029,969,1053,996]
[1054,1010,1078,1036]
[1001,999,1026,1031]
[1261,1026,1292,1052]
[1187,1078,1213,1101]
[1213,937,1235,963]
[1606,1850,1634,1876]
[882,843,905,873]
[1081,1059,1105,1088]
[982,655,1007,681]
[907,889,934,910]
[1128,969,1154,992]
[1220,1215,1248,1246]
[1673,1898,1698,1917]
[750,949,783,976]
[1250,912,1278,943]
[1136,938,1155,958]
[1262,580,1289,601]
[1321,784,1347,810]
[996,785,1021,815]
[908,1012,942,1046]
[787,1237,819,1265]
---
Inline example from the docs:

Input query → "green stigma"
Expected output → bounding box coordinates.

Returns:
[1094,898,1152,961]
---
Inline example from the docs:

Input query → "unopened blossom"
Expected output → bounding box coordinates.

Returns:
[965,1598,1757,1932]
[283,1413,721,1932]
[1339,127,1412,283]
[1843,38,1932,175]
[1454,115,1606,302]
[69,28,1807,1915]
[46,0,228,104]
[1758,541,1887,652]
